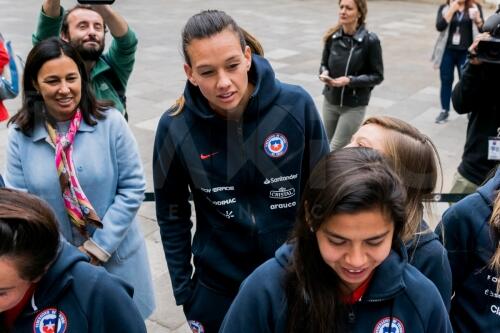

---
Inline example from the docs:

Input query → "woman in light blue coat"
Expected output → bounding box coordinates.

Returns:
[4,37,155,319]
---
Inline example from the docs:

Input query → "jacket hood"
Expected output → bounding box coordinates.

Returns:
[477,167,500,206]
[183,54,281,121]
[405,220,439,250]
[275,242,294,268]
[33,241,89,309]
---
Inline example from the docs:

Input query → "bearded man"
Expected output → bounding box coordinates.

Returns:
[33,0,137,117]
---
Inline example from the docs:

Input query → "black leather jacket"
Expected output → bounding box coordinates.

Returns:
[320,25,383,107]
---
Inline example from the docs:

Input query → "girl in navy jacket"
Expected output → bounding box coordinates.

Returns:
[347,116,452,309]
[0,188,145,333]
[220,148,452,333]
[436,167,500,332]
[153,9,329,333]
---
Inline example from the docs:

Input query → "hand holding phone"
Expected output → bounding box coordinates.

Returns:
[319,70,332,83]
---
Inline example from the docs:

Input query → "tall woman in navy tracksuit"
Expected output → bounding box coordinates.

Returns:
[437,167,500,332]
[153,10,329,333]
[220,148,452,333]
[0,188,145,333]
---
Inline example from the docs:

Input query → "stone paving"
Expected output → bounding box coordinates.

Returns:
[0,0,495,331]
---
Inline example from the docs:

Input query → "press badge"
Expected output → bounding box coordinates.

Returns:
[452,28,461,45]
[488,137,500,161]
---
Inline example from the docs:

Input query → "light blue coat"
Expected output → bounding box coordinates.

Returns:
[5,109,155,318]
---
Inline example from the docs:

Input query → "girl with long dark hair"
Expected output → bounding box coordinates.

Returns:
[347,116,451,309]
[220,148,452,333]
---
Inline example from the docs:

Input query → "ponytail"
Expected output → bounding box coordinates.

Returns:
[489,190,500,292]
[240,27,264,56]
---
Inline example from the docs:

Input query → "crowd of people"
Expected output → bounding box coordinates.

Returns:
[0,0,499,332]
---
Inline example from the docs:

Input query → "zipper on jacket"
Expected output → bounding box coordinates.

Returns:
[236,120,257,230]
[236,120,246,162]
[340,38,355,108]
[348,310,356,323]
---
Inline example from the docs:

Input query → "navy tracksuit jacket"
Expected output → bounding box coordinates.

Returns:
[153,54,329,306]
[437,168,500,332]
[6,242,145,332]
[220,242,452,333]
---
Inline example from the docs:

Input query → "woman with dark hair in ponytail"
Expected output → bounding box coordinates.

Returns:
[153,9,329,333]
[436,167,500,332]
[220,148,451,333]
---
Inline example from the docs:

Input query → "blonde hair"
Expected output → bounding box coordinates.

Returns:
[323,0,368,43]
[362,116,442,243]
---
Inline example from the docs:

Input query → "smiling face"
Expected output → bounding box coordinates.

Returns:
[345,123,389,153]
[339,0,361,30]
[35,55,82,121]
[0,257,33,313]
[183,28,253,120]
[64,8,105,61]
[316,209,394,292]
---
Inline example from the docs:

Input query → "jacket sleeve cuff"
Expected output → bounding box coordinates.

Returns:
[83,239,111,263]
[175,287,194,306]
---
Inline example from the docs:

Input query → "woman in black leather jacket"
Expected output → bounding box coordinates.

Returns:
[319,0,383,150]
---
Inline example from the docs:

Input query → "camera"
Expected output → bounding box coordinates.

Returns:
[476,13,500,64]
[77,0,115,4]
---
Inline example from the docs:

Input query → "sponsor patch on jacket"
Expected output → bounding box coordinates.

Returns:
[188,320,205,333]
[270,201,296,210]
[263,174,298,185]
[33,308,67,333]
[373,316,405,333]
[269,187,295,199]
[264,133,288,158]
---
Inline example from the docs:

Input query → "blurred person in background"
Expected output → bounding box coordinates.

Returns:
[319,0,383,150]
[432,0,483,124]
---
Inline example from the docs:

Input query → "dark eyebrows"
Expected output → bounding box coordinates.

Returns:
[225,56,241,63]
[195,56,241,72]
[324,230,391,242]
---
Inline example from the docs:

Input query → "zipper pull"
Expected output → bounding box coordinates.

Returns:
[348,310,355,323]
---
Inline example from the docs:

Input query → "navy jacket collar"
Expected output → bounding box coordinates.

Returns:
[477,167,500,206]
[32,242,87,309]
[363,244,407,302]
